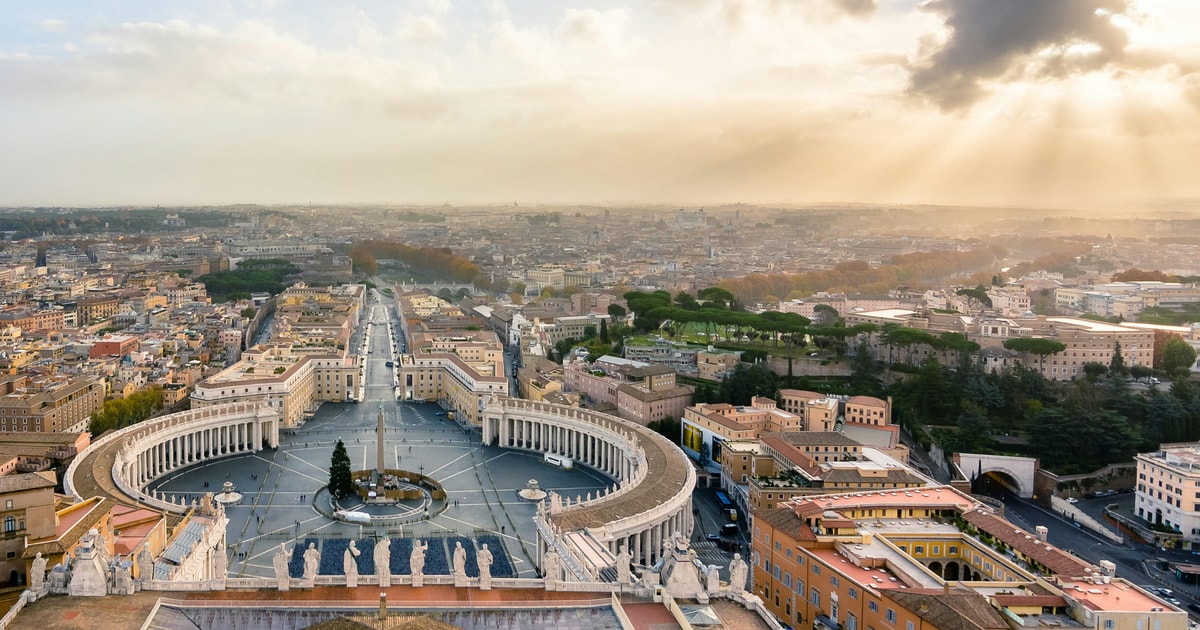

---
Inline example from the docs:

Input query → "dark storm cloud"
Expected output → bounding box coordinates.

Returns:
[908,0,1132,110]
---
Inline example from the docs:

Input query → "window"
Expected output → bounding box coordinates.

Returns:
[886,609,897,623]
[813,565,820,575]
[3,516,13,533]
[1105,621,1115,629]
[847,614,858,630]
[795,578,805,594]
[948,546,958,555]
[848,587,858,599]
[811,587,820,607]
[830,576,839,587]
[913,545,924,554]
[907,622,915,630]
[784,573,792,588]
[869,601,878,612]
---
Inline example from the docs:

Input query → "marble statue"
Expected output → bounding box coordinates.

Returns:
[344,540,361,587]
[302,543,320,586]
[452,541,468,586]
[375,537,392,587]
[543,548,561,587]
[410,540,427,587]
[477,543,493,589]
[452,542,467,576]
[728,553,748,595]
[615,544,632,584]
[213,541,227,581]
[273,543,290,591]
[705,564,721,594]
[30,552,47,591]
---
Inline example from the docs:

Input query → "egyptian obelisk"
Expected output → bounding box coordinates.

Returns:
[376,403,385,475]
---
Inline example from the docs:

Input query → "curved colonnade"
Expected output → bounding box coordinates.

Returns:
[66,402,280,514]
[480,398,696,572]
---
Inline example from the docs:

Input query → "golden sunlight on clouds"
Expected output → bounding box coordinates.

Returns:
[0,0,1196,207]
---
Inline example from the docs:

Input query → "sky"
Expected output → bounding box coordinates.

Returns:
[1,0,1198,209]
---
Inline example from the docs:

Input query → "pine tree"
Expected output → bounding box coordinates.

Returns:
[329,439,354,500]
[1109,341,1125,374]
[600,319,609,344]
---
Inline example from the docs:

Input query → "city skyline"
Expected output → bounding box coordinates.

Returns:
[1,0,1198,208]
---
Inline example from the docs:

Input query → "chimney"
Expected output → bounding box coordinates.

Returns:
[1035,525,1048,542]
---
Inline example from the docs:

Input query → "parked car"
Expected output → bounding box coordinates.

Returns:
[706,534,721,541]
[1066,497,1079,504]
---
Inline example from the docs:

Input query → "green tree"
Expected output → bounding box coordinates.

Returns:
[955,403,993,452]
[955,286,993,309]
[646,417,682,445]
[719,362,779,405]
[240,307,256,318]
[1109,341,1126,373]
[329,439,355,500]
[1003,337,1065,374]
[599,319,609,344]
[607,303,627,319]
[1162,337,1198,376]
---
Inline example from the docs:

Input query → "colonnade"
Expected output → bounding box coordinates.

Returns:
[481,398,696,571]
[129,418,266,487]
[496,414,635,481]
[65,402,281,513]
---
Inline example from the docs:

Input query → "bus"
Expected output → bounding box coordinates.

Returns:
[716,491,737,522]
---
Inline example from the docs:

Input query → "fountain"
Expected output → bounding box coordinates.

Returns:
[517,479,547,502]
[213,481,244,506]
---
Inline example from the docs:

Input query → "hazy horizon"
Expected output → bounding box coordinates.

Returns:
[2,0,1197,208]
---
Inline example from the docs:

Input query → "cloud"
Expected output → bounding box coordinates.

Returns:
[558,8,632,51]
[907,0,1138,110]
[0,20,444,113]
[38,18,67,33]
[656,0,877,29]
[829,0,877,17]
[398,14,446,44]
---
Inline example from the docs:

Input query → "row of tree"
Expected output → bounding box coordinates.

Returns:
[88,386,166,435]
[196,259,301,300]
[348,241,480,283]
[716,248,1000,303]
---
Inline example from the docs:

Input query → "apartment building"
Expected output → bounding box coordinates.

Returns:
[1135,443,1200,549]
[753,486,1183,630]
[614,365,694,425]
[748,434,928,510]
[398,330,510,426]
[777,390,839,432]
[0,308,64,333]
[681,398,801,465]
[844,396,890,426]
[0,471,56,587]
[0,374,105,434]
[191,344,321,427]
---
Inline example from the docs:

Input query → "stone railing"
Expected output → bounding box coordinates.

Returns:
[0,590,33,630]
[65,401,275,503]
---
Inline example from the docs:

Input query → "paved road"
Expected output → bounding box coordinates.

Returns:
[690,487,750,589]
[998,494,1198,612]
